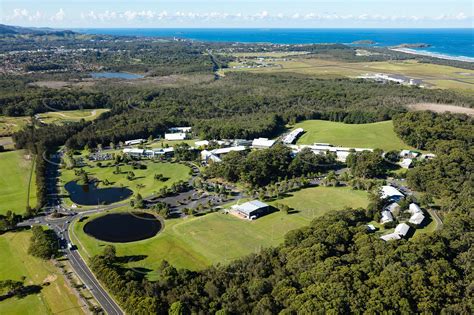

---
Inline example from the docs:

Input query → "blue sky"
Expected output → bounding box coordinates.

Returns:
[1,0,473,28]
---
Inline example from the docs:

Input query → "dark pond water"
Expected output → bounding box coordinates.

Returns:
[90,72,144,79]
[84,212,162,243]
[64,181,133,206]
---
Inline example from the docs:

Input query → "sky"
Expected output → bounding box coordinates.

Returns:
[1,0,473,28]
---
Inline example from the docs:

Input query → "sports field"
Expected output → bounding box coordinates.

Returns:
[225,57,474,92]
[71,186,368,278]
[0,231,85,315]
[60,159,191,208]
[293,120,413,151]
[36,109,109,125]
[0,150,37,215]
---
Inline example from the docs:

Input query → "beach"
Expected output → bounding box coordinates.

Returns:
[390,48,474,63]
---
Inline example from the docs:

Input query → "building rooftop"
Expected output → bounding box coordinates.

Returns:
[231,200,269,215]
[380,185,404,200]
[252,138,276,148]
[395,223,411,236]
[409,212,425,225]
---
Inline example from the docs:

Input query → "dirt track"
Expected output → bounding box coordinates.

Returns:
[407,103,474,116]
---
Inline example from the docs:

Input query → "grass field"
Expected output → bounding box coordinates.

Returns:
[71,186,368,278]
[0,230,85,315]
[0,116,30,137]
[224,56,474,92]
[292,120,413,151]
[37,109,109,125]
[60,159,191,208]
[0,150,37,215]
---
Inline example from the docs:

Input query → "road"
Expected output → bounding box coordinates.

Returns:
[19,215,124,315]
[427,208,444,231]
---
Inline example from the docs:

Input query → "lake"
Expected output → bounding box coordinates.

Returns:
[90,72,144,79]
[83,212,162,243]
[64,181,133,206]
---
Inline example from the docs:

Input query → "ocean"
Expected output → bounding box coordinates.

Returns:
[76,28,474,59]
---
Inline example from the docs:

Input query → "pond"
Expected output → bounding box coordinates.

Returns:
[84,212,162,243]
[90,72,144,79]
[64,181,133,206]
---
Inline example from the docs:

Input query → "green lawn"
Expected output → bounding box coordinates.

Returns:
[37,109,109,125]
[0,231,85,315]
[0,150,37,215]
[71,186,368,279]
[60,159,191,208]
[293,120,413,151]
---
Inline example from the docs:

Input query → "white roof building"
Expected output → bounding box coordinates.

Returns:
[408,203,422,214]
[123,148,145,155]
[395,223,411,237]
[380,223,411,242]
[380,185,404,201]
[201,150,222,163]
[381,210,394,224]
[400,158,413,169]
[282,128,304,144]
[124,139,145,146]
[231,200,270,219]
[384,202,400,214]
[409,212,425,225]
[165,133,187,141]
[252,138,276,149]
[211,146,247,156]
[195,140,210,147]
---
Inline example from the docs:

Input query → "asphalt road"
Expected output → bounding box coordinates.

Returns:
[20,215,124,315]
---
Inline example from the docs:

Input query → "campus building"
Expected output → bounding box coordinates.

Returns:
[231,200,270,220]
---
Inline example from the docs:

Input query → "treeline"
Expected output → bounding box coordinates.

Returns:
[0,88,111,116]
[393,111,473,150]
[194,114,284,140]
[13,121,87,209]
[206,145,337,187]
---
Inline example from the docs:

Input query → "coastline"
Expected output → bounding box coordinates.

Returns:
[390,48,474,63]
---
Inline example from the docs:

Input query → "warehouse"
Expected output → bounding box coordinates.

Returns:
[231,200,270,220]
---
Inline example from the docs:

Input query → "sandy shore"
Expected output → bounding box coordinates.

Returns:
[390,48,474,63]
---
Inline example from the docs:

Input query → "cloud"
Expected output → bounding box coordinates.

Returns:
[50,8,65,22]
[1,8,472,26]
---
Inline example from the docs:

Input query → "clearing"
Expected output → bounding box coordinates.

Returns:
[407,103,474,116]
[0,116,30,137]
[71,186,368,278]
[0,230,85,315]
[225,56,474,92]
[293,120,413,151]
[0,150,37,215]
[36,109,110,125]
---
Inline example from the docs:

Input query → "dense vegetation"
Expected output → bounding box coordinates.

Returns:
[206,145,336,187]
[27,226,59,260]
[0,88,110,116]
